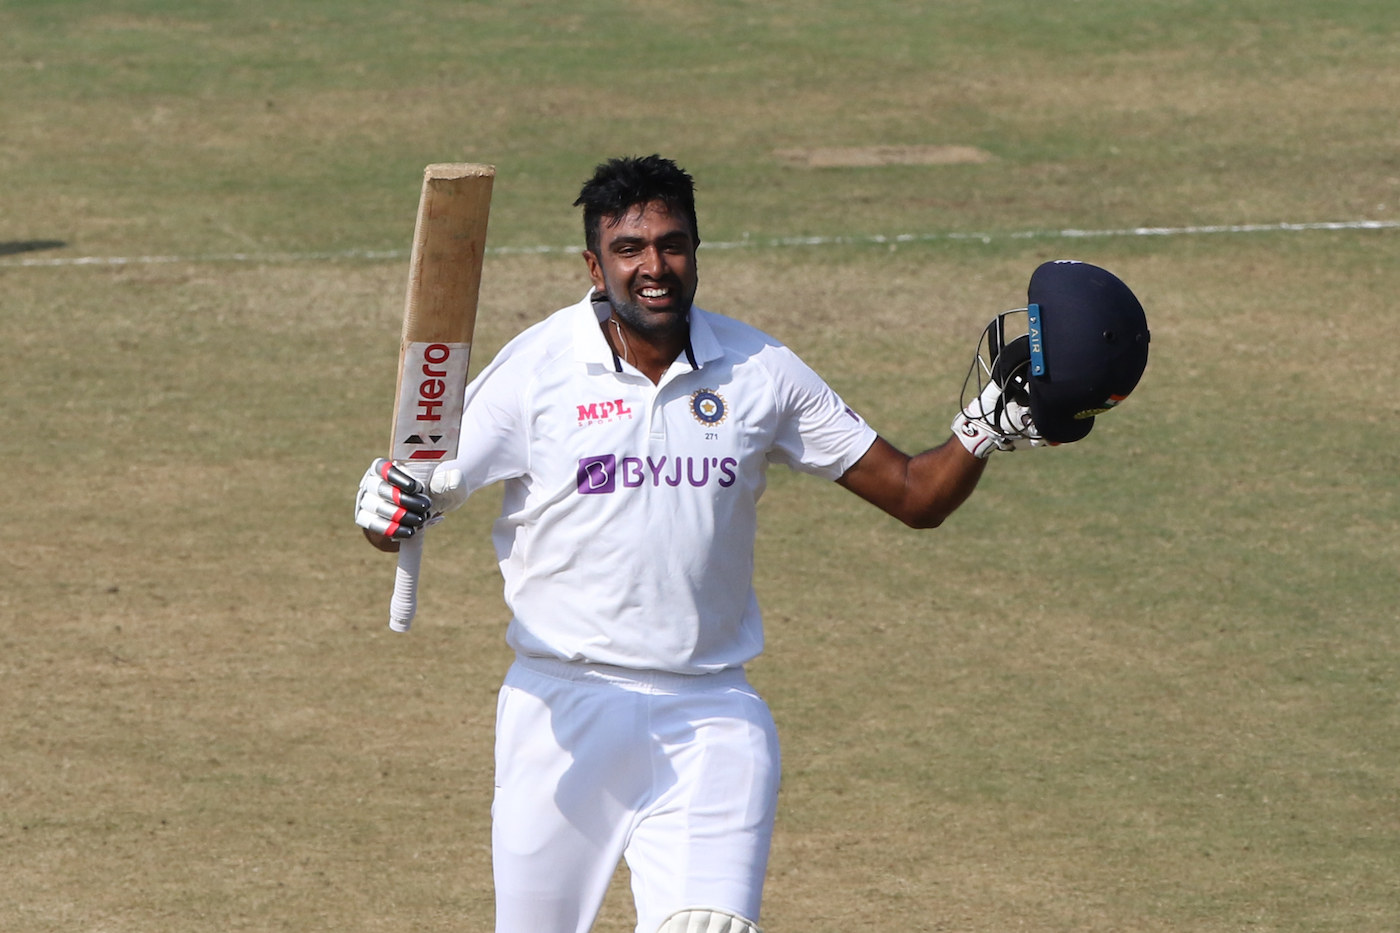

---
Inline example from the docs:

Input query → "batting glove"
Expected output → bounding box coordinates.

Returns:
[354,459,433,540]
[426,464,471,516]
[952,380,1055,458]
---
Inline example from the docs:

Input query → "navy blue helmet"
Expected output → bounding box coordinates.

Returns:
[1025,261,1150,442]
[961,261,1150,445]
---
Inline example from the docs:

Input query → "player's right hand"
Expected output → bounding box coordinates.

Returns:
[354,459,433,540]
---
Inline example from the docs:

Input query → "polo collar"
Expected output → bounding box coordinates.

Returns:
[571,290,724,373]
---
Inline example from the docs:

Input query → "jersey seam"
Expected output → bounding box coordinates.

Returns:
[749,345,785,422]
[519,337,573,477]
[750,344,871,479]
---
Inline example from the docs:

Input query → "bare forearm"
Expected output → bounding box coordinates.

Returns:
[898,438,988,528]
[837,435,987,529]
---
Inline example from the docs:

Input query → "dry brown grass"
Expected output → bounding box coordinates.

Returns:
[3,235,1397,932]
[3,2,1398,928]
[4,5,1397,257]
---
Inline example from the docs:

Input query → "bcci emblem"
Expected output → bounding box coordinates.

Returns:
[690,388,727,425]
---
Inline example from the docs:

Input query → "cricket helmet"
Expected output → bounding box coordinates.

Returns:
[961,261,1150,444]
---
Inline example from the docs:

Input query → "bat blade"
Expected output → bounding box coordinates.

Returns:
[388,162,494,631]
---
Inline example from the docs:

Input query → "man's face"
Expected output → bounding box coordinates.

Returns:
[584,200,698,340]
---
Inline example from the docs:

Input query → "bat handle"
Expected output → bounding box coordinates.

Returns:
[387,460,435,632]
[389,530,425,632]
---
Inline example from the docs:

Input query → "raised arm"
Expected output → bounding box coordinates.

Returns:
[833,325,1046,528]
[837,436,986,529]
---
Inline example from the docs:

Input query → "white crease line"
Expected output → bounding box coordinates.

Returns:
[703,219,1400,249]
[3,219,1395,267]
[0,248,412,267]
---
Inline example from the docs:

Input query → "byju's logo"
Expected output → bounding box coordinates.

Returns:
[577,455,617,494]
[577,454,738,494]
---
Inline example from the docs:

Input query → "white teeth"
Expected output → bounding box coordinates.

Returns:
[640,287,668,298]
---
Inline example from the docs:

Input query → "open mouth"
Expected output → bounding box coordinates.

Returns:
[635,284,682,309]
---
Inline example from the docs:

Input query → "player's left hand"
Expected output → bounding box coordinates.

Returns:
[952,380,1055,458]
[354,459,433,540]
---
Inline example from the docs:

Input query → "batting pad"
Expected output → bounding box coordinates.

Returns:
[656,907,762,933]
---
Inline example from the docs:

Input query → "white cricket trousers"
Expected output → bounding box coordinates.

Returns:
[493,655,781,933]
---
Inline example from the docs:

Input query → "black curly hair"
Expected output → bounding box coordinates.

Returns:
[574,155,699,255]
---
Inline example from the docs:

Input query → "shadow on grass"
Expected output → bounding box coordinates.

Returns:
[0,240,66,256]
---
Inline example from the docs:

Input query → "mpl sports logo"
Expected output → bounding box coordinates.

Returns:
[577,454,739,494]
[577,398,635,426]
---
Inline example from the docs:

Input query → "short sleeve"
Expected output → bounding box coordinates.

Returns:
[764,345,878,480]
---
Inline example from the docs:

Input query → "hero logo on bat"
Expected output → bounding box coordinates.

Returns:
[393,341,471,463]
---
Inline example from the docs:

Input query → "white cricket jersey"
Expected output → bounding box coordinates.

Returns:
[441,291,877,674]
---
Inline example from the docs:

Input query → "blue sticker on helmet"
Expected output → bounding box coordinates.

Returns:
[1027,303,1046,376]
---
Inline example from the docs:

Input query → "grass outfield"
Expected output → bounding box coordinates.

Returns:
[2,2,1398,932]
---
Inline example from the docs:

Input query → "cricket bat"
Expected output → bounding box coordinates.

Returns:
[387,163,494,632]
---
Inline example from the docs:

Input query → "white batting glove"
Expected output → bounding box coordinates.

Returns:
[354,459,433,540]
[426,464,471,516]
[952,380,1054,458]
